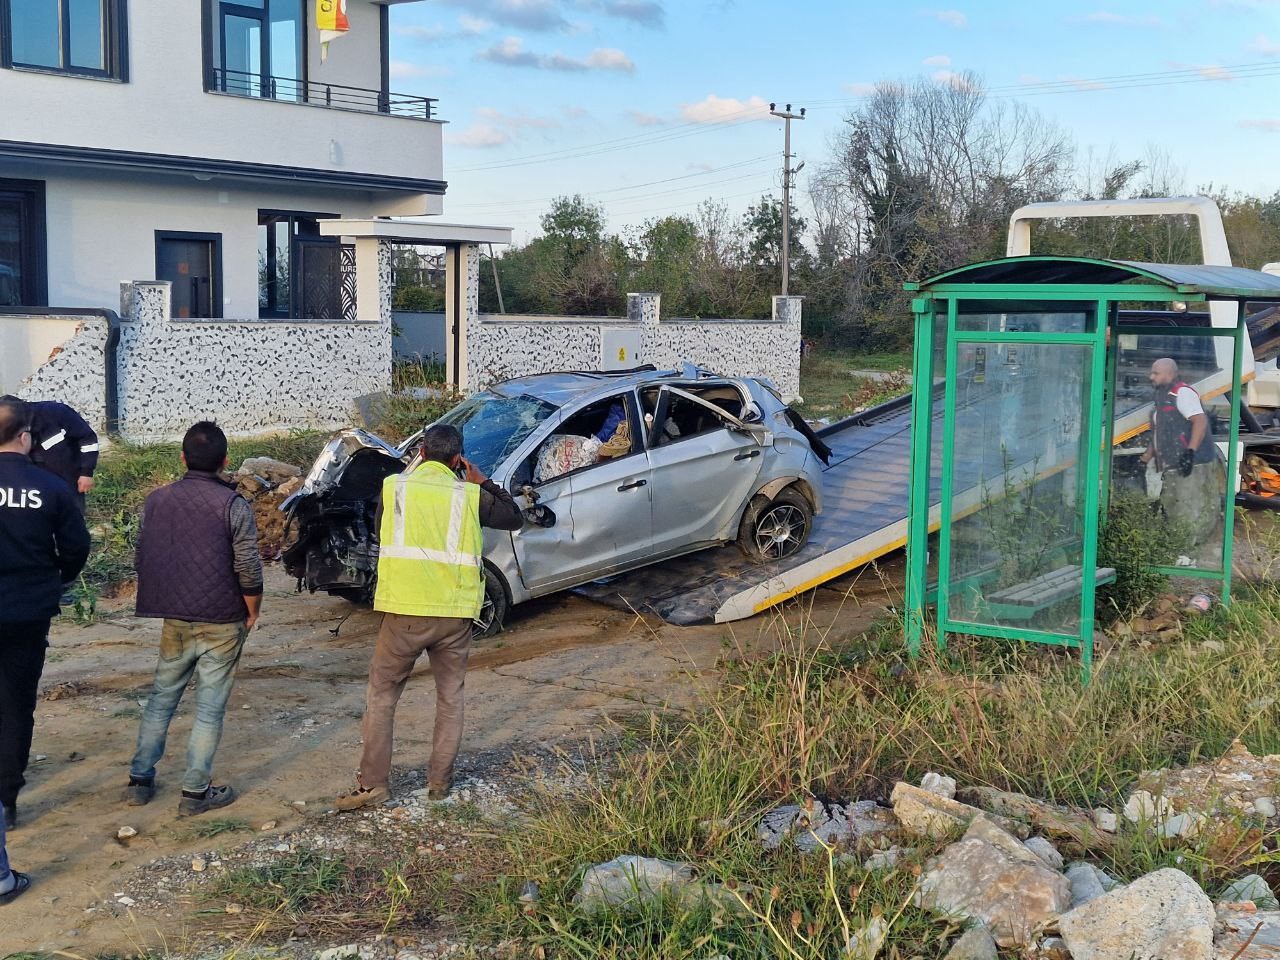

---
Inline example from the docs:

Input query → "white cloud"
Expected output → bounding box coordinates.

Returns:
[679,94,773,124]
[574,0,666,27]
[476,36,635,72]
[388,60,451,80]
[1076,11,1166,26]
[1241,118,1280,130]
[459,14,494,34]
[445,124,513,148]
[1251,33,1280,54]
[922,54,951,67]
[395,24,448,41]
[563,105,591,119]
[477,106,561,129]
[929,9,968,27]
[844,81,878,95]
[628,109,667,126]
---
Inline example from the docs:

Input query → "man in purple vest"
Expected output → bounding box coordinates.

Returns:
[125,422,263,817]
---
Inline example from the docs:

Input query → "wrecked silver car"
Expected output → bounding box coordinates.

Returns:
[282,364,830,636]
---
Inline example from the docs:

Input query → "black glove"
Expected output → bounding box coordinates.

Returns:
[1179,448,1195,477]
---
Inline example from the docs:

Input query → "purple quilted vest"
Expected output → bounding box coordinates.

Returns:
[134,471,247,623]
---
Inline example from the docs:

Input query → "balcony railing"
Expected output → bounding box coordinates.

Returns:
[209,68,438,121]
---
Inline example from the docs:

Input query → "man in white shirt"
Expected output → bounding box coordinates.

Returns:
[1140,358,1222,552]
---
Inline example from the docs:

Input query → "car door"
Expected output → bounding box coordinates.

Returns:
[510,390,654,594]
[645,383,768,555]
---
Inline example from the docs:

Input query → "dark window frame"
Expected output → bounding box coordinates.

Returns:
[0,0,130,81]
[202,0,308,100]
[0,177,48,307]
[257,209,338,319]
[155,230,223,320]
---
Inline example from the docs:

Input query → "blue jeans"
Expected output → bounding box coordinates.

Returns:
[0,801,10,882]
[129,619,246,793]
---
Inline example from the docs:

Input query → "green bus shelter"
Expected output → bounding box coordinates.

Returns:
[902,256,1280,682]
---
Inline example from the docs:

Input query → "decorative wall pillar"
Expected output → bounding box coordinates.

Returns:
[627,292,661,326]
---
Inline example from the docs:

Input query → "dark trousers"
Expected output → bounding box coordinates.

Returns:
[0,620,50,808]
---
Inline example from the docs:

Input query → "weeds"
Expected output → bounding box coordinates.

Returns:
[373,356,459,442]
[479,582,1280,958]
[189,817,251,840]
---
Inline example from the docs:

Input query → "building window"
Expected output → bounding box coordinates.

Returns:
[258,211,341,318]
[156,231,222,319]
[0,179,47,308]
[1,0,129,80]
[209,0,304,101]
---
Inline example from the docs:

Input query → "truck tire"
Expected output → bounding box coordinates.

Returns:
[737,488,813,563]
[473,564,509,640]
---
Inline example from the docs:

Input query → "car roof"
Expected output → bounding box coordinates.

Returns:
[486,366,741,406]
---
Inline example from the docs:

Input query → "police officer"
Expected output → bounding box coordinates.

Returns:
[0,397,90,830]
[18,398,99,513]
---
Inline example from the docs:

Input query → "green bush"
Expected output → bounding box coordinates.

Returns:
[394,285,444,312]
[1097,490,1193,620]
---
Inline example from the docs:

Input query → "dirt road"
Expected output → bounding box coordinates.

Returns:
[2,561,898,955]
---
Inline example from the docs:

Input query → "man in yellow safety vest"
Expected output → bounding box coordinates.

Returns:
[336,425,522,810]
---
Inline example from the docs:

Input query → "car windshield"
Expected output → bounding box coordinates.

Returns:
[436,392,558,475]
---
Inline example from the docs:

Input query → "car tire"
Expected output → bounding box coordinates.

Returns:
[473,564,509,640]
[737,488,813,563]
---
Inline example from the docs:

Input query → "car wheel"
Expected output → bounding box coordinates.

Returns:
[738,488,812,563]
[473,565,509,640]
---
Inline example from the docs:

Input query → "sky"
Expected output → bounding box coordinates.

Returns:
[381,0,1280,245]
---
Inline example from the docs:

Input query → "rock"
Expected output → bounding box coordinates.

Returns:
[1162,812,1207,840]
[1124,790,1174,824]
[891,782,1028,841]
[1215,906,1280,960]
[921,772,958,800]
[1200,640,1225,653]
[519,881,540,903]
[1092,808,1119,833]
[1039,936,1072,960]
[277,477,303,497]
[313,946,371,960]
[116,895,136,907]
[1024,837,1065,870]
[757,800,895,853]
[238,457,301,483]
[573,855,701,912]
[944,925,998,960]
[1059,868,1214,960]
[846,916,889,960]
[191,857,206,873]
[225,903,243,914]
[1137,740,1280,822]
[957,785,1113,854]
[1254,797,1277,819]
[1066,862,1114,908]
[864,846,911,872]
[916,815,1071,947]
[260,820,277,831]
[1218,874,1278,910]
[116,826,137,841]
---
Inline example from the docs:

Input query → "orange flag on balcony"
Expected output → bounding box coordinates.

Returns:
[316,0,349,61]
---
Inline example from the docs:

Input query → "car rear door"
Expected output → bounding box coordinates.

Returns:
[644,382,767,555]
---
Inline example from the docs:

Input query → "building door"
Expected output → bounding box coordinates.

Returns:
[0,179,47,307]
[292,238,347,319]
[216,0,303,99]
[156,232,221,319]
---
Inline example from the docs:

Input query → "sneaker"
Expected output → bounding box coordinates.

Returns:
[177,784,237,818]
[334,784,390,812]
[427,782,451,801]
[125,777,155,807]
[0,872,31,906]
[2,803,14,830]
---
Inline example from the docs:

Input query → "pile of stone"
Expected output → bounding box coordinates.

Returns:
[233,456,304,559]
[567,746,1280,960]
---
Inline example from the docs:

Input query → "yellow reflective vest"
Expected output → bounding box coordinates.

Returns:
[374,460,484,619]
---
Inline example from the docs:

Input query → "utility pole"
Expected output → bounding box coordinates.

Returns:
[769,102,805,296]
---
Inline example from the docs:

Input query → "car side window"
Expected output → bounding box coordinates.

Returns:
[648,384,747,447]
[523,393,640,485]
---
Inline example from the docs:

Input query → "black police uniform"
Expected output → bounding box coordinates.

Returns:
[28,401,100,513]
[0,451,90,825]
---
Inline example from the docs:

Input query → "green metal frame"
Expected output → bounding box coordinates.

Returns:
[904,262,1254,684]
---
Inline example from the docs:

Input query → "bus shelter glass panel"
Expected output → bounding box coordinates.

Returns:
[1110,326,1240,577]
[944,339,1095,636]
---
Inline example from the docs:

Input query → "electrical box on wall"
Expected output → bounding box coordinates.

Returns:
[601,328,642,370]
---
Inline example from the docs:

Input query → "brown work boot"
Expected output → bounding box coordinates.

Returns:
[426,781,451,801]
[335,784,390,812]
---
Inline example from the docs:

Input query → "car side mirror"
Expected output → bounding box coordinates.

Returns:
[523,504,556,528]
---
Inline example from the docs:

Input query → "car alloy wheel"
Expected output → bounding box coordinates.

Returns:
[753,502,808,560]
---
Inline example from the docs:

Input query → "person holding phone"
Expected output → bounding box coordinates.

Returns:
[336,424,522,810]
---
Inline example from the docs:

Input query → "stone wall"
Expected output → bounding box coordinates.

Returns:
[461,244,802,398]
[16,315,111,429]
[115,241,393,442]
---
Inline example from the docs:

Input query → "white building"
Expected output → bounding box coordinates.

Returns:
[0,0,443,319]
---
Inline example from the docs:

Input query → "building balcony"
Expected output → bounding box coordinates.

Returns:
[208,68,439,122]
